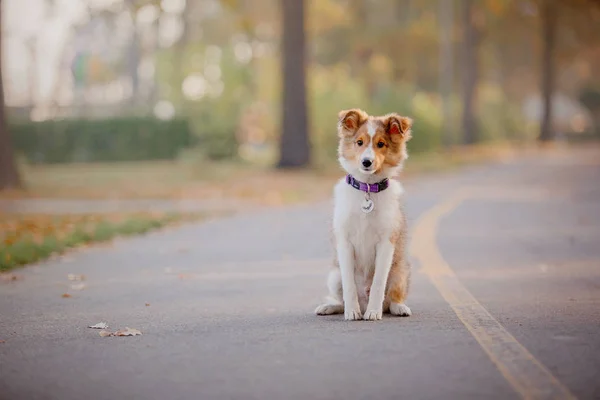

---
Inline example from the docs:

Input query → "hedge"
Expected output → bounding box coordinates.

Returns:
[10,118,195,164]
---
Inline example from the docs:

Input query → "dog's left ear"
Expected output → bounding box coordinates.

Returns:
[338,108,368,136]
[384,114,413,141]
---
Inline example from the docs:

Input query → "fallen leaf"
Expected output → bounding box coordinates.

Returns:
[145,303,150,307]
[67,274,85,281]
[61,293,72,298]
[0,339,5,343]
[114,327,142,337]
[71,283,87,291]
[88,322,109,329]
[98,330,113,337]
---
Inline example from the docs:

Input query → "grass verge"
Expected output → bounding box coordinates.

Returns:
[0,212,201,272]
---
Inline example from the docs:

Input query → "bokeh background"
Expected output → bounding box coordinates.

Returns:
[2,0,599,171]
[1,0,600,270]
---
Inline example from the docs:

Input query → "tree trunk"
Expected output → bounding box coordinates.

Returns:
[0,0,22,190]
[173,1,189,110]
[277,0,310,168]
[539,0,557,142]
[439,0,454,147]
[461,0,478,145]
[125,0,140,108]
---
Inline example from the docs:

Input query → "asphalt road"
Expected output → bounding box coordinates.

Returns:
[1,146,599,400]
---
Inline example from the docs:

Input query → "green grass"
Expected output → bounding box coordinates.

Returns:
[0,212,200,272]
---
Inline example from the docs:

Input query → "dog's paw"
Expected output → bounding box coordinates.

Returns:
[315,303,343,315]
[344,309,363,321]
[390,303,412,317]
[363,309,382,321]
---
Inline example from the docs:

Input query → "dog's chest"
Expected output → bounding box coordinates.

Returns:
[333,179,402,267]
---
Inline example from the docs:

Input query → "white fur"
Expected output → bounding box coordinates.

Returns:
[332,172,404,320]
[358,121,378,174]
[390,302,412,316]
[367,120,377,137]
[315,115,410,321]
[361,145,375,159]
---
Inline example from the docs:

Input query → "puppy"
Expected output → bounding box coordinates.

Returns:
[315,109,413,321]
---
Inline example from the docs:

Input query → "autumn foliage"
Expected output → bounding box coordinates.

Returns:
[0,212,196,271]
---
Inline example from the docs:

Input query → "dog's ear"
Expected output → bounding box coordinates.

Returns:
[384,114,413,141]
[338,109,368,136]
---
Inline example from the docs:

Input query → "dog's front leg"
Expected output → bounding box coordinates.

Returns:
[337,239,361,320]
[364,241,395,321]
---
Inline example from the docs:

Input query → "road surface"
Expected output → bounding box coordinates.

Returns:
[1,146,599,400]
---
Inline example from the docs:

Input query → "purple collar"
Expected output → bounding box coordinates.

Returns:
[346,175,389,193]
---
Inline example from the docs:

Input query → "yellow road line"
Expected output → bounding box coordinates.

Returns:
[410,190,577,400]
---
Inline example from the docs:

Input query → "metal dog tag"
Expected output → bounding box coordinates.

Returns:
[361,195,374,213]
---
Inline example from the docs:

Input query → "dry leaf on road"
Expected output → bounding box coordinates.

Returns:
[114,327,142,337]
[71,283,87,291]
[145,303,150,307]
[88,322,109,329]
[61,293,72,298]
[0,339,6,343]
[98,327,142,337]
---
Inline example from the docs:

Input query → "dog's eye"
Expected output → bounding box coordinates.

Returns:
[377,142,385,148]
[357,140,363,146]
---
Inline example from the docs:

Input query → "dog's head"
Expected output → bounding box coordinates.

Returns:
[337,109,413,178]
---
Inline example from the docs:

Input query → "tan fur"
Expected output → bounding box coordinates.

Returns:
[338,108,369,134]
[383,211,411,312]
[338,112,412,176]
[316,109,413,319]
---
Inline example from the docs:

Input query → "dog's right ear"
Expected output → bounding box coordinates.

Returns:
[338,109,368,136]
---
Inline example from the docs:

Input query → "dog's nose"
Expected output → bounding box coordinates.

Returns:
[362,159,372,168]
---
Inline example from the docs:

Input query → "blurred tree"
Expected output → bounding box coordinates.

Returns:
[0,0,21,189]
[461,0,479,144]
[580,86,600,134]
[539,0,600,141]
[172,0,189,110]
[125,0,141,106]
[439,0,454,147]
[539,0,557,142]
[278,0,310,168]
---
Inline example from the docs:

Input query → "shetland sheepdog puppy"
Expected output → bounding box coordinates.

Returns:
[315,109,413,321]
